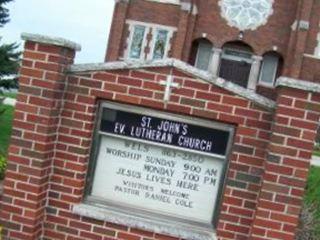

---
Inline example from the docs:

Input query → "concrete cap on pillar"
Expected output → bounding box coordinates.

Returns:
[21,32,82,51]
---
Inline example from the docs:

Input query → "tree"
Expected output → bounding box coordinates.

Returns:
[0,0,20,91]
[0,42,20,88]
[0,0,19,114]
[0,0,12,27]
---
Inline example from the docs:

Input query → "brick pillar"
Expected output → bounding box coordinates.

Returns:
[0,33,80,240]
[105,0,129,62]
[250,78,320,239]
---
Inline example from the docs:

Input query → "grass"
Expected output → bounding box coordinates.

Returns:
[0,104,14,156]
[305,166,320,219]
[0,92,17,99]
[313,150,320,157]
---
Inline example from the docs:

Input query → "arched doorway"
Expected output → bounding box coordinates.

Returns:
[219,41,254,88]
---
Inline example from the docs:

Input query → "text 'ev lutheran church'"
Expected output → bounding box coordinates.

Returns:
[1,0,320,240]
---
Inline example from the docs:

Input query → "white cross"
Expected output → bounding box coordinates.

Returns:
[159,75,180,102]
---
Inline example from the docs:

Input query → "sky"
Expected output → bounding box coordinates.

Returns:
[1,0,115,63]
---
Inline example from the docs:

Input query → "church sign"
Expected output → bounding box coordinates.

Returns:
[86,102,234,226]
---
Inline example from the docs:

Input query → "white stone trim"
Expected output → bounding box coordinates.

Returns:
[208,48,222,77]
[68,58,276,110]
[126,20,177,33]
[291,20,298,31]
[304,53,320,60]
[73,203,217,240]
[276,76,320,93]
[248,55,263,90]
[144,0,180,5]
[298,20,310,30]
[180,2,192,11]
[315,25,320,57]
[192,4,198,15]
[21,33,81,51]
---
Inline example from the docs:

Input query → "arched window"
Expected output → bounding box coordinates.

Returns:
[259,52,283,87]
[190,38,213,71]
[219,41,254,88]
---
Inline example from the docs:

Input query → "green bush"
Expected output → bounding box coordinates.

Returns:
[0,154,6,180]
[296,203,320,240]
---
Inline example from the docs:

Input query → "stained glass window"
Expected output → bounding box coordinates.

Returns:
[129,25,146,59]
[219,0,274,31]
[152,29,169,60]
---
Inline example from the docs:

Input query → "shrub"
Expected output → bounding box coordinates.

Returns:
[0,90,5,116]
[0,154,6,180]
[296,203,320,240]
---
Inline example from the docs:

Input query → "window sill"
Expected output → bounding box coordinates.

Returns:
[73,202,217,240]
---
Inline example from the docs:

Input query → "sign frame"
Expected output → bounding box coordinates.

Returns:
[85,101,235,231]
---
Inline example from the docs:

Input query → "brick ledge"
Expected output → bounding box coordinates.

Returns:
[21,33,81,51]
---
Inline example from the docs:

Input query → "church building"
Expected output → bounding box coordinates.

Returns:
[1,0,320,240]
[106,0,320,99]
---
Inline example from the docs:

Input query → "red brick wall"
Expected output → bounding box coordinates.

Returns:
[1,39,320,240]
[300,56,320,82]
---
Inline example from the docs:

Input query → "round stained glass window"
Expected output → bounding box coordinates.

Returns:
[219,0,274,31]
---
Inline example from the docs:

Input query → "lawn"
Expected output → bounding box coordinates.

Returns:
[0,104,14,156]
[313,150,320,157]
[2,92,17,99]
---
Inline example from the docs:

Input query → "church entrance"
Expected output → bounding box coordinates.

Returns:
[219,42,253,88]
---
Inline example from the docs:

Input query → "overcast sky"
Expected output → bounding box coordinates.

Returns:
[1,0,115,63]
